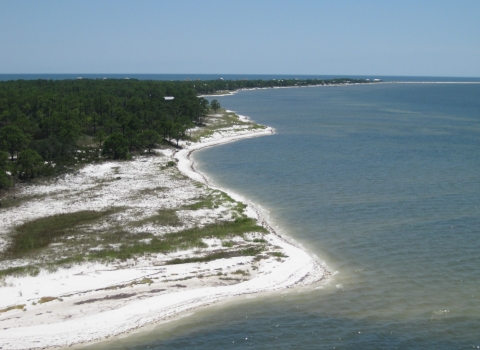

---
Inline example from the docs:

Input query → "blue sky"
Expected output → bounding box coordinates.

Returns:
[1,0,479,76]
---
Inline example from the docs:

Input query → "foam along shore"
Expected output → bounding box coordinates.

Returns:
[0,113,328,350]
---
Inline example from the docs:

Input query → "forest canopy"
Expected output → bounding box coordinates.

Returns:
[0,77,370,189]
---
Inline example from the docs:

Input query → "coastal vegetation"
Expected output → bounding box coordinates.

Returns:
[0,77,363,277]
[193,77,371,94]
[0,108,276,279]
[0,77,371,190]
[0,79,210,187]
[0,184,268,277]
[0,92,325,346]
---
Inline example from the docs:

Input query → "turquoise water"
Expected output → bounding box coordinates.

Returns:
[86,81,480,349]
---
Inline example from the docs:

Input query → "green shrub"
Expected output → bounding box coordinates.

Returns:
[102,133,128,159]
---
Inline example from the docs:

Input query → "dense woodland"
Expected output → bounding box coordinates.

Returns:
[0,77,371,191]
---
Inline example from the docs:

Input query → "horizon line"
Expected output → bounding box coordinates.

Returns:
[1,73,480,79]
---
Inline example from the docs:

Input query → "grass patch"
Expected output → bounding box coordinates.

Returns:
[184,191,237,211]
[222,192,236,203]
[234,201,246,211]
[90,217,266,261]
[183,194,216,210]
[1,206,267,272]
[219,277,242,281]
[38,296,57,304]
[0,304,25,313]
[194,182,204,188]
[0,265,40,278]
[171,171,189,181]
[190,112,259,142]
[269,252,288,258]
[166,247,263,265]
[136,277,153,285]
[253,254,269,262]
[128,209,181,228]
[49,255,85,267]
[163,216,266,248]
[74,293,136,305]
[4,208,123,258]
[184,199,211,210]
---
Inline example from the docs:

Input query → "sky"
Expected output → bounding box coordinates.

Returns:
[1,0,479,77]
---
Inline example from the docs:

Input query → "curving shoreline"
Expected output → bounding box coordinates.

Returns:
[175,124,323,262]
[0,117,328,350]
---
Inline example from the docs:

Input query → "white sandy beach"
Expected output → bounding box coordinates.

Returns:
[0,115,328,350]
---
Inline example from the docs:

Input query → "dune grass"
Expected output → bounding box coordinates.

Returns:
[0,170,269,277]
[0,304,25,313]
[4,208,122,258]
[183,191,245,216]
[190,111,265,142]
[38,296,57,304]
[90,217,267,261]
[0,216,267,277]
[166,247,263,265]
[127,209,181,228]
[0,265,40,278]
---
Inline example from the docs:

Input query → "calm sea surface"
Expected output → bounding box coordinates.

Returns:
[82,79,479,349]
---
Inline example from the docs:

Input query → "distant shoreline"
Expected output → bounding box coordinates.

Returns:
[1,74,479,83]
[198,80,480,97]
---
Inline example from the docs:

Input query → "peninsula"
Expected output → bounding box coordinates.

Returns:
[0,78,332,348]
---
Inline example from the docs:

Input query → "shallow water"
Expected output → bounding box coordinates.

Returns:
[85,80,480,349]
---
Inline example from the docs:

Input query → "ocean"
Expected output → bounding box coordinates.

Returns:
[45,76,478,349]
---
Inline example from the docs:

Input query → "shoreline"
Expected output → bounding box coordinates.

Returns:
[0,116,328,350]
[197,82,376,97]
[176,121,318,259]
[198,80,480,97]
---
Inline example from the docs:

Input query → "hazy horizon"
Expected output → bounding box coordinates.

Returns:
[1,0,479,77]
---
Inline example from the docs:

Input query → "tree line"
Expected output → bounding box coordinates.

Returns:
[0,76,370,191]
[0,79,215,191]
